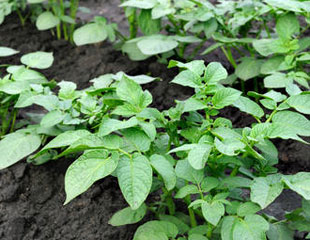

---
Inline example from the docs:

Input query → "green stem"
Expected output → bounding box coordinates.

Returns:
[207,223,214,238]
[128,9,137,39]
[221,46,237,69]
[230,166,240,177]
[185,195,197,228]
[189,39,206,60]
[70,0,79,42]
[266,109,277,123]
[263,20,271,38]
[9,109,17,133]
[16,9,26,26]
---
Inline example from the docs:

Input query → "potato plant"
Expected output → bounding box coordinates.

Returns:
[1,54,310,239]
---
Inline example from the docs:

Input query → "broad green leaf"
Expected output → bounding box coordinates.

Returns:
[214,138,245,156]
[201,177,220,192]
[250,175,284,208]
[263,0,306,13]
[276,13,300,40]
[175,185,200,198]
[36,11,60,30]
[212,88,241,109]
[28,0,45,3]
[260,56,289,74]
[253,39,275,56]
[137,36,178,55]
[237,202,261,217]
[188,143,212,169]
[219,176,252,189]
[133,220,178,240]
[150,154,176,191]
[235,57,262,81]
[0,131,41,169]
[117,155,152,209]
[233,96,264,118]
[122,128,151,152]
[116,75,145,106]
[282,172,310,200]
[205,62,228,85]
[12,66,47,83]
[120,0,157,9]
[21,51,54,69]
[286,94,310,114]
[0,47,19,57]
[168,60,205,76]
[109,204,147,226]
[40,110,65,128]
[159,215,190,235]
[39,130,91,154]
[73,23,108,46]
[99,117,138,136]
[171,70,202,88]
[139,121,156,141]
[221,215,269,240]
[267,223,294,240]
[175,159,204,184]
[202,201,225,226]
[121,40,150,61]
[64,150,119,204]
[138,9,161,35]
[188,234,209,240]
[268,111,310,142]
[264,73,293,88]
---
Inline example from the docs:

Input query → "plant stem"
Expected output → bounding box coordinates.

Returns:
[220,46,237,69]
[230,166,240,177]
[128,9,137,39]
[184,195,197,227]
[9,109,17,133]
[207,223,214,238]
[16,9,26,26]
[70,0,79,42]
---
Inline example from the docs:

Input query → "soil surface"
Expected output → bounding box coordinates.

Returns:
[0,1,310,239]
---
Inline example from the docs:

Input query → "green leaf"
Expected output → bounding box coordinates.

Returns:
[38,130,91,155]
[0,47,19,57]
[237,202,261,217]
[109,204,147,226]
[250,175,284,209]
[221,215,269,240]
[205,62,228,85]
[286,94,310,114]
[21,51,54,69]
[233,96,264,118]
[268,111,310,142]
[189,234,209,240]
[252,39,273,56]
[121,39,150,61]
[264,73,293,88]
[267,223,294,240]
[150,154,176,191]
[282,172,310,200]
[214,138,245,156]
[120,0,157,9]
[122,128,151,152]
[36,11,60,30]
[138,9,161,35]
[175,159,204,184]
[175,185,199,198]
[235,57,262,81]
[212,88,241,109]
[73,23,108,46]
[137,36,178,55]
[202,201,225,226]
[188,143,212,170]
[133,220,178,240]
[159,215,190,235]
[117,75,147,106]
[201,177,220,192]
[40,110,65,128]
[99,117,138,136]
[117,155,152,209]
[64,150,119,204]
[276,13,300,40]
[171,70,202,88]
[168,60,205,76]
[0,131,41,169]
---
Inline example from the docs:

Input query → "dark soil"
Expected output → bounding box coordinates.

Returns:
[0,1,310,239]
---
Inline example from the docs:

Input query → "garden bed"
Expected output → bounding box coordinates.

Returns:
[1,1,310,239]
